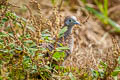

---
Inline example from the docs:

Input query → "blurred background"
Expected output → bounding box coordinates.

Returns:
[1,0,120,79]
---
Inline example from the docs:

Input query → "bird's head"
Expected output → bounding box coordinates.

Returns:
[64,16,80,27]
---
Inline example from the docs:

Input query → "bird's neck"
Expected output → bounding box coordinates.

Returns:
[64,25,73,37]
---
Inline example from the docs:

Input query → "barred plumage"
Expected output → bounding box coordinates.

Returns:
[42,16,80,60]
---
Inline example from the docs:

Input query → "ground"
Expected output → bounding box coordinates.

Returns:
[1,0,120,79]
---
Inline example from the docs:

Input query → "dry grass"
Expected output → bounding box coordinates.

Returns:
[0,0,120,80]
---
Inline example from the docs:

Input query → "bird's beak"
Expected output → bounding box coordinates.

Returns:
[74,21,80,25]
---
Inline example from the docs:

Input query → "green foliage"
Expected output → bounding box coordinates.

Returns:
[0,7,80,80]
[91,59,120,80]
[86,6,120,32]
[52,51,65,61]
[81,0,87,3]
[58,26,68,38]
[69,72,76,80]
[51,0,57,6]
[56,46,69,51]
[94,0,108,18]
[84,0,120,32]
[91,60,107,79]
[0,1,120,80]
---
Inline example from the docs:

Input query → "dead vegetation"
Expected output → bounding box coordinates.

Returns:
[0,0,120,80]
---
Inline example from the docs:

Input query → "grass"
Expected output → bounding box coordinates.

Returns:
[0,0,120,80]
[83,0,120,32]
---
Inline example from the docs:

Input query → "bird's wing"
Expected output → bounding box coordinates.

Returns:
[40,42,54,51]
[40,34,73,59]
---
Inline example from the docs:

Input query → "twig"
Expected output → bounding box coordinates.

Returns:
[8,3,21,8]
[80,8,90,24]
[77,0,90,24]
[58,0,64,12]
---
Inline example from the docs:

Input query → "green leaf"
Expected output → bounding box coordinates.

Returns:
[0,5,5,9]
[23,40,33,44]
[58,26,68,38]
[81,0,87,3]
[0,43,5,49]
[118,56,120,64]
[44,65,52,70]
[3,49,9,53]
[29,48,38,52]
[100,61,107,69]
[16,46,23,51]
[0,23,4,28]
[26,47,38,57]
[112,70,120,76]
[52,51,65,61]
[91,68,99,78]
[42,34,51,37]
[42,29,50,34]
[26,26,35,32]
[22,56,32,69]
[21,17,27,22]
[32,64,37,70]
[69,72,76,80]
[15,22,22,27]
[2,17,9,23]
[39,47,47,51]
[113,76,117,80]
[104,0,108,17]
[8,43,16,49]
[94,0,104,14]
[25,34,31,38]
[37,53,44,57]
[5,12,20,21]
[51,0,56,6]
[42,32,51,40]
[0,32,9,37]
[8,32,14,37]
[56,46,69,51]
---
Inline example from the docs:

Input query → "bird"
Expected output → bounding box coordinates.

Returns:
[42,16,80,60]
[30,16,80,79]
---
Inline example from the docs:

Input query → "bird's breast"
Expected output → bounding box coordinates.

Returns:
[61,34,74,53]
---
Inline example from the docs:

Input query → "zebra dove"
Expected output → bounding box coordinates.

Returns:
[43,16,80,60]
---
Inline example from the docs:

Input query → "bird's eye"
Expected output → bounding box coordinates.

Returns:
[69,19,72,22]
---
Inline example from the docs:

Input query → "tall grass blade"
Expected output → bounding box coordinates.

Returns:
[86,6,120,32]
